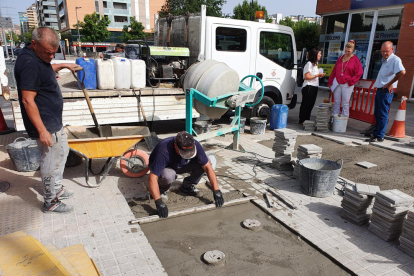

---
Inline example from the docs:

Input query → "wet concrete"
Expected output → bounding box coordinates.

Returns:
[141,202,350,276]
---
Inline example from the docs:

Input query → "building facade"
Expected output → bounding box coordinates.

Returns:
[18,12,30,34]
[316,0,414,99]
[36,0,59,29]
[26,4,39,30]
[57,0,164,45]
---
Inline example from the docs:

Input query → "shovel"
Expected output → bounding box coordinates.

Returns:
[72,67,112,137]
[134,89,160,151]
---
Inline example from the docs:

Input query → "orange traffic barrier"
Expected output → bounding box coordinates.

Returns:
[388,96,407,138]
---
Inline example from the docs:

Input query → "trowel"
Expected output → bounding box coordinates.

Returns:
[72,67,112,137]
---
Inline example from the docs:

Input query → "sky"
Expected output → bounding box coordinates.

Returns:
[1,0,318,28]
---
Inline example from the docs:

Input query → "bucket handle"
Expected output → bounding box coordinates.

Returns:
[13,137,31,143]
[335,159,343,168]
[297,160,303,167]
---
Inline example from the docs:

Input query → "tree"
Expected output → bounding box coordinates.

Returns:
[279,19,320,51]
[232,0,272,23]
[6,30,19,43]
[74,12,111,55]
[159,0,226,18]
[122,17,146,42]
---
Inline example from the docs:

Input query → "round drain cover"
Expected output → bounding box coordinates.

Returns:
[242,219,262,231]
[203,250,225,266]
[0,181,10,193]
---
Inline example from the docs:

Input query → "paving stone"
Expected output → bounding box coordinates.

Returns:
[356,183,381,196]
[356,161,378,169]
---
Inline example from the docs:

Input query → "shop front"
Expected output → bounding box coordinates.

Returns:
[316,0,414,99]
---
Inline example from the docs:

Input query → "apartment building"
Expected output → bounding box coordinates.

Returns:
[18,12,30,34]
[58,0,164,45]
[26,4,38,29]
[36,0,59,29]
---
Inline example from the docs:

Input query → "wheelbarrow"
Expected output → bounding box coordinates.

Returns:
[65,125,151,187]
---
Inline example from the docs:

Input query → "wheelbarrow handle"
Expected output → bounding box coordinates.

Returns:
[335,159,343,168]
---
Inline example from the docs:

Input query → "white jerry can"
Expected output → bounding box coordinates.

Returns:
[95,59,115,89]
[130,59,146,89]
[112,57,131,89]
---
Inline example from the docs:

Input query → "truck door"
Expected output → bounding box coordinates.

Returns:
[211,25,251,80]
[255,29,296,104]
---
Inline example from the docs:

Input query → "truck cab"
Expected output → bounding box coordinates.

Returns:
[155,6,298,121]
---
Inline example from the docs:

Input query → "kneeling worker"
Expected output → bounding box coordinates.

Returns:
[148,131,224,218]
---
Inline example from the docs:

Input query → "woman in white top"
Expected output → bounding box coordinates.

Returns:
[299,48,326,125]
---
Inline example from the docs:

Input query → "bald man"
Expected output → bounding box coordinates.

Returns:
[15,27,80,213]
[368,41,406,142]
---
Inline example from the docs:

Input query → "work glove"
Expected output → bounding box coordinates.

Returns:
[155,199,168,218]
[213,190,224,207]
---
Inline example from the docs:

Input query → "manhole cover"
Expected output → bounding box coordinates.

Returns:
[203,250,225,266]
[0,181,10,193]
[242,219,262,231]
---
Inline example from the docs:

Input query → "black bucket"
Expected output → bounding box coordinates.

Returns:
[6,137,41,172]
[298,158,343,198]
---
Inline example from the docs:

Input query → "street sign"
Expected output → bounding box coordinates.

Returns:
[0,17,13,29]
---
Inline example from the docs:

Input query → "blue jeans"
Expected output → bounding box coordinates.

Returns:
[373,88,393,139]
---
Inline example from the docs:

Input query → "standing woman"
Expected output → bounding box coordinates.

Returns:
[328,41,363,117]
[299,48,326,125]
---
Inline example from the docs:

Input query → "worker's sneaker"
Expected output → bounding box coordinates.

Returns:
[160,191,169,201]
[56,187,74,200]
[180,186,200,196]
[43,199,74,214]
[366,136,384,142]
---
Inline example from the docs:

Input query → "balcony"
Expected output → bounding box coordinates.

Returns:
[45,17,58,23]
[59,9,65,17]
[111,22,128,28]
[44,9,56,14]
[42,1,56,6]
[113,9,130,16]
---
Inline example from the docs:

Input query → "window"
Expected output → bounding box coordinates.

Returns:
[215,27,247,52]
[114,16,128,23]
[103,1,107,8]
[95,1,99,12]
[259,31,293,69]
[113,2,127,9]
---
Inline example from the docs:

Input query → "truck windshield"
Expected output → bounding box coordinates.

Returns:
[216,27,247,52]
[259,31,293,69]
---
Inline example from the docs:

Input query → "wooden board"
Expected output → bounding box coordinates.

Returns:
[11,95,200,131]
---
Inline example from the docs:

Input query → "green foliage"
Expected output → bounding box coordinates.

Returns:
[159,0,226,18]
[279,19,320,51]
[232,0,272,23]
[74,12,111,47]
[122,17,146,43]
[6,30,19,42]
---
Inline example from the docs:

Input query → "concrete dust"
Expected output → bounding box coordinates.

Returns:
[141,202,350,276]
[259,135,414,196]
[128,183,244,218]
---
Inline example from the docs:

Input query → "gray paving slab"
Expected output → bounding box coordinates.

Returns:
[356,161,378,169]
[356,183,381,196]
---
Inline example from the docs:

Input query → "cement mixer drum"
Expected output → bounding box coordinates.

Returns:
[184,60,240,119]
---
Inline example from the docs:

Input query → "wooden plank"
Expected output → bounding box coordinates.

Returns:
[8,87,185,100]
[129,196,257,225]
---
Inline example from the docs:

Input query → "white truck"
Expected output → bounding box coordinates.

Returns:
[2,6,298,131]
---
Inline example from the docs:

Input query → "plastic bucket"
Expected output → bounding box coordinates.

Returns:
[6,137,41,172]
[230,116,246,134]
[250,117,267,135]
[270,104,288,130]
[332,115,348,132]
[298,158,343,198]
[194,121,212,135]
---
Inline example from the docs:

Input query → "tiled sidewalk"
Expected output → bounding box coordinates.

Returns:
[1,128,413,276]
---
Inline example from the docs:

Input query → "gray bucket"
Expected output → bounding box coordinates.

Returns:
[6,137,41,172]
[298,158,343,198]
[230,116,246,134]
[194,121,212,135]
[250,117,267,135]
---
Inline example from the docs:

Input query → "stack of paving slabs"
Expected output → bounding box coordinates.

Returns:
[302,120,315,131]
[340,184,374,225]
[316,103,332,132]
[368,189,414,242]
[272,129,298,171]
[293,144,322,179]
[399,211,414,258]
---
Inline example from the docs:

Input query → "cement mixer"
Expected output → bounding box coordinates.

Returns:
[183,60,264,151]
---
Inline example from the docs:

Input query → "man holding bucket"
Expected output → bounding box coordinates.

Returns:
[15,27,80,213]
[367,41,406,142]
[148,131,224,218]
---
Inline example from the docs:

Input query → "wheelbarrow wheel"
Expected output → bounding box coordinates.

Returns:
[120,149,149,178]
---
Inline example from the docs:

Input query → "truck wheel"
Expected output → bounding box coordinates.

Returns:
[120,149,149,178]
[243,96,275,122]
